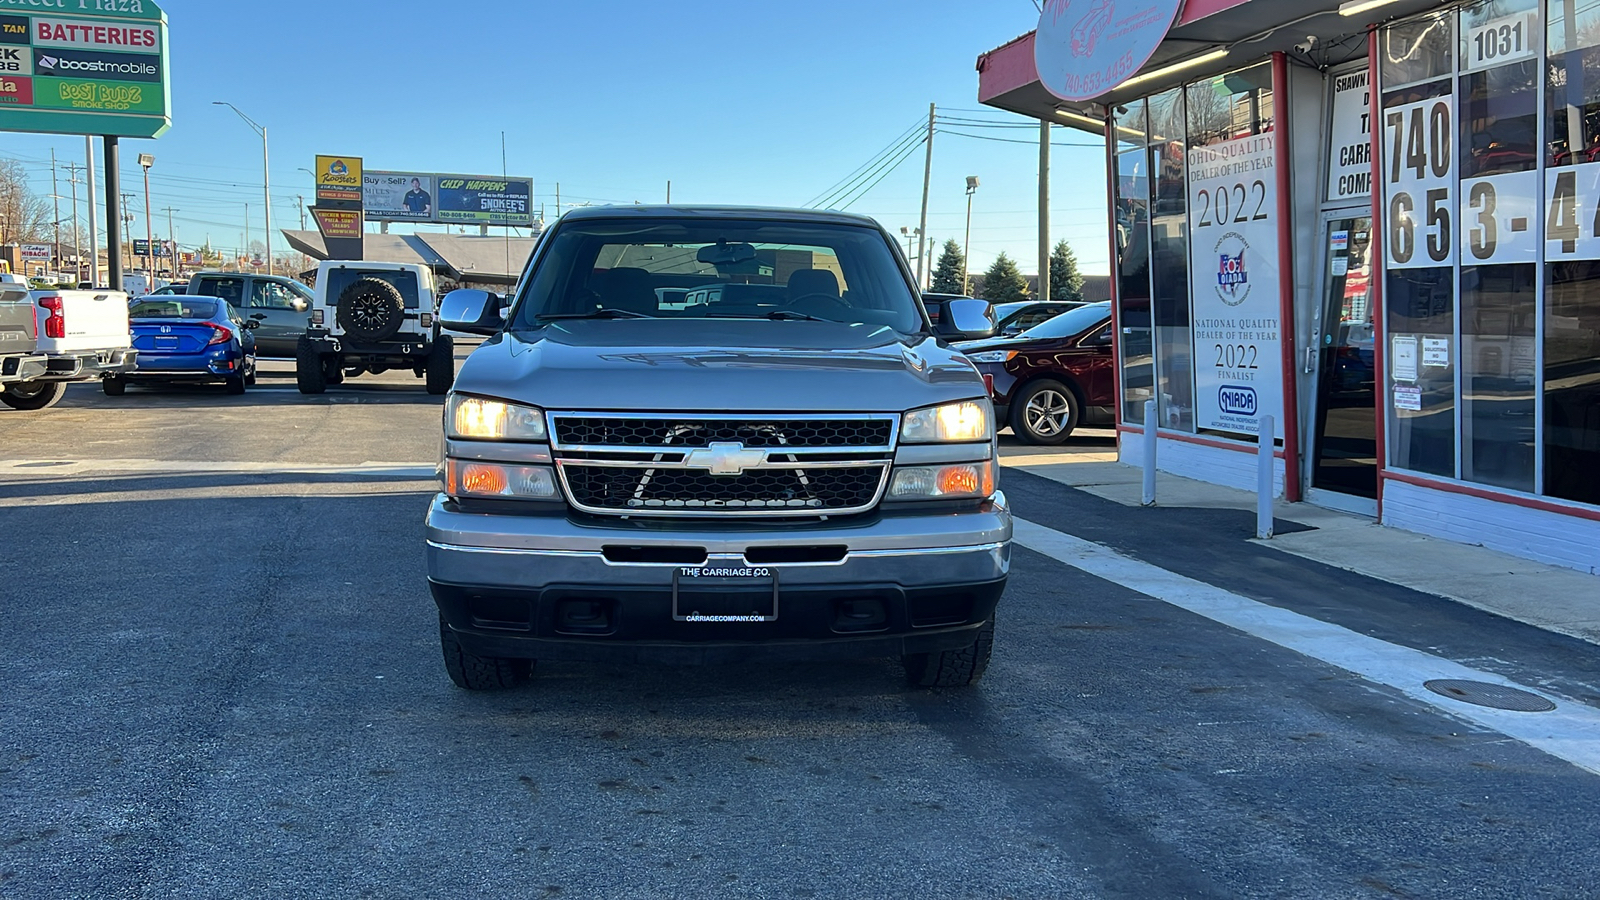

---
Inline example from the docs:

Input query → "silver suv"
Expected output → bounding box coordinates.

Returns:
[429,206,1010,689]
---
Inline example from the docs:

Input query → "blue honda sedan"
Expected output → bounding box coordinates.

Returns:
[106,297,259,396]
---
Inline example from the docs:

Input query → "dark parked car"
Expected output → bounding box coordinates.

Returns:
[106,296,258,396]
[955,300,1115,443]
[186,272,314,357]
[991,300,1085,335]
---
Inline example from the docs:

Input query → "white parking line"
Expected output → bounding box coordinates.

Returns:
[1013,517,1600,776]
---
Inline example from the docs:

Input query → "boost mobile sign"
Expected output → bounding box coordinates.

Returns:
[1186,132,1284,440]
[0,0,170,139]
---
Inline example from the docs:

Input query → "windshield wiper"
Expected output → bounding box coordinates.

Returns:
[709,310,834,323]
[535,308,653,320]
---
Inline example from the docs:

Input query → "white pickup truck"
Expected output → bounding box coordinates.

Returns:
[0,274,136,411]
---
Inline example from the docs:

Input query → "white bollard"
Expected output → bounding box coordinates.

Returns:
[1256,414,1275,540]
[1141,399,1157,507]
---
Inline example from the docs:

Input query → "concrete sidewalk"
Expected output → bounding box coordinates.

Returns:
[1000,431,1600,646]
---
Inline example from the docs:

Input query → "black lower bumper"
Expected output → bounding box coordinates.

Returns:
[431,578,1006,664]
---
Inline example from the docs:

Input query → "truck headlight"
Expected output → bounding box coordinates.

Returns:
[447,394,547,441]
[967,350,1015,363]
[887,460,997,500]
[445,460,558,500]
[900,400,992,443]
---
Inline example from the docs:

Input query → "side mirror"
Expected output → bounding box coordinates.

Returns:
[440,288,503,335]
[934,297,996,341]
[241,320,260,330]
[291,298,308,312]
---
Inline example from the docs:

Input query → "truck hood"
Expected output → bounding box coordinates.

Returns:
[453,319,985,413]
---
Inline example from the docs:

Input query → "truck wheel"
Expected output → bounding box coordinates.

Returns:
[336,277,406,342]
[902,616,994,687]
[0,381,67,410]
[102,376,127,396]
[1009,379,1079,445]
[425,334,455,395]
[295,337,326,394]
[440,614,532,690]
[225,374,247,395]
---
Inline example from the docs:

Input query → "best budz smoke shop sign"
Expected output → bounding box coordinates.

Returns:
[0,0,170,139]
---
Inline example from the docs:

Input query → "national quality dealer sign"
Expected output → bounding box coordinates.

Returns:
[0,0,170,138]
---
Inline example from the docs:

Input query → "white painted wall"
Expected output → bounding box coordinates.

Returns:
[1382,480,1600,576]
[1117,434,1286,497]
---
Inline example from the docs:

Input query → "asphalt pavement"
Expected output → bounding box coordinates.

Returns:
[3,369,1600,898]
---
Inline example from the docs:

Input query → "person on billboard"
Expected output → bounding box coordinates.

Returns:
[404,178,432,217]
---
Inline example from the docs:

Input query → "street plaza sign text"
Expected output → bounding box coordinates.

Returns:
[0,0,170,139]
[1033,0,1183,102]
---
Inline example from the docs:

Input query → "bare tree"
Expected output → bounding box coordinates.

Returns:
[0,158,52,247]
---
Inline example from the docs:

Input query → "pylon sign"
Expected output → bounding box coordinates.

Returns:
[0,1,171,139]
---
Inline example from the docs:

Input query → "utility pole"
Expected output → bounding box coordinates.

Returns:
[244,202,250,267]
[666,180,671,204]
[1038,120,1051,302]
[85,137,99,286]
[50,150,60,276]
[120,192,135,273]
[161,206,178,273]
[963,176,980,297]
[296,194,305,230]
[916,103,934,289]
[65,163,83,283]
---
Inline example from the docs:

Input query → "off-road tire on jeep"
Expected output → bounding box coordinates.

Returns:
[440,613,532,690]
[902,615,994,687]
[425,334,455,395]
[336,277,406,343]
[0,381,68,410]
[295,336,326,394]
[102,376,127,396]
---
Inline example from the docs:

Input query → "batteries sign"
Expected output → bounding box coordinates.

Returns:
[0,1,169,138]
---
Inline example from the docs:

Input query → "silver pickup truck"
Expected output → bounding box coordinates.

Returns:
[428,207,1011,689]
[0,275,48,392]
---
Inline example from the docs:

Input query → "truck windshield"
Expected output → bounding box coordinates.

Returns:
[510,218,923,333]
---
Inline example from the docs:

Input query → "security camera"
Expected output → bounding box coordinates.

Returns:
[1293,34,1319,55]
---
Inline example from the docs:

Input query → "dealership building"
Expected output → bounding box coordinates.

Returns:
[977,0,1600,573]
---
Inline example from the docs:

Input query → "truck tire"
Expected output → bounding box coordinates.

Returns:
[102,376,127,396]
[440,614,532,690]
[295,336,326,394]
[1,381,67,410]
[225,374,247,395]
[902,616,994,687]
[336,277,406,343]
[1009,379,1079,445]
[425,334,455,395]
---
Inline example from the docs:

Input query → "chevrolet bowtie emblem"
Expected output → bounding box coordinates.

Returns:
[684,441,767,476]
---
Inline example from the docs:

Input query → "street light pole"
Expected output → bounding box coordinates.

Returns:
[963,176,980,296]
[215,101,272,276]
[139,153,154,275]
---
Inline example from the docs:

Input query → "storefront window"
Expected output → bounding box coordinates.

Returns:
[1461,264,1538,490]
[1544,262,1600,504]
[1113,100,1154,423]
[1383,11,1455,87]
[1386,268,1457,475]
[1149,88,1193,431]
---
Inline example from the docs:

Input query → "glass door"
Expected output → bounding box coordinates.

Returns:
[1308,214,1378,510]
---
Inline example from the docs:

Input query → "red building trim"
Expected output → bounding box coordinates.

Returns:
[1105,111,1125,433]
[1366,30,1387,516]
[1271,52,1302,502]
[1382,471,1600,523]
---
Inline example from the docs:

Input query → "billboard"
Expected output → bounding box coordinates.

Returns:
[20,244,50,261]
[364,171,433,221]
[363,171,532,226]
[0,3,170,139]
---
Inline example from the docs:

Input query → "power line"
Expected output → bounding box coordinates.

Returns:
[834,136,927,210]
[938,128,1101,147]
[805,117,927,208]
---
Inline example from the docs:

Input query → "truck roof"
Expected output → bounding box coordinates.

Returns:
[559,205,885,228]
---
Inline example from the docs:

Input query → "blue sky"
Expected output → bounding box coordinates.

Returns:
[4,0,1110,276]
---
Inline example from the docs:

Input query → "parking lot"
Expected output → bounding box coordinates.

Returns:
[6,364,1600,899]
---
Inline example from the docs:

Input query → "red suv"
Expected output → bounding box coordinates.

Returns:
[954,301,1115,443]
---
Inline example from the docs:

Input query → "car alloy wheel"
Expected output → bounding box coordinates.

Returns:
[1024,388,1072,437]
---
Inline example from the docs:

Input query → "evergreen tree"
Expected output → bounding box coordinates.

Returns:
[980,252,1028,303]
[1048,239,1085,302]
[929,239,967,294]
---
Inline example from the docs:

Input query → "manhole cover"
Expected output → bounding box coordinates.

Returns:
[1424,679,1556,712]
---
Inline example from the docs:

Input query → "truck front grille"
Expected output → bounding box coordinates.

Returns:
[560,463,888,513]
[548,412,898,517]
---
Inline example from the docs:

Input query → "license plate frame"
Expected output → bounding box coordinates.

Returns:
[672,565,779,623]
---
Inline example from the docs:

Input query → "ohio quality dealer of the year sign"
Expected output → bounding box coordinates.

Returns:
[0,0,170,139]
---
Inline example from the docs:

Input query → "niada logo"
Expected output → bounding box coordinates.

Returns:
[1218,385,1257,416]
[1213,231,1251,306]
